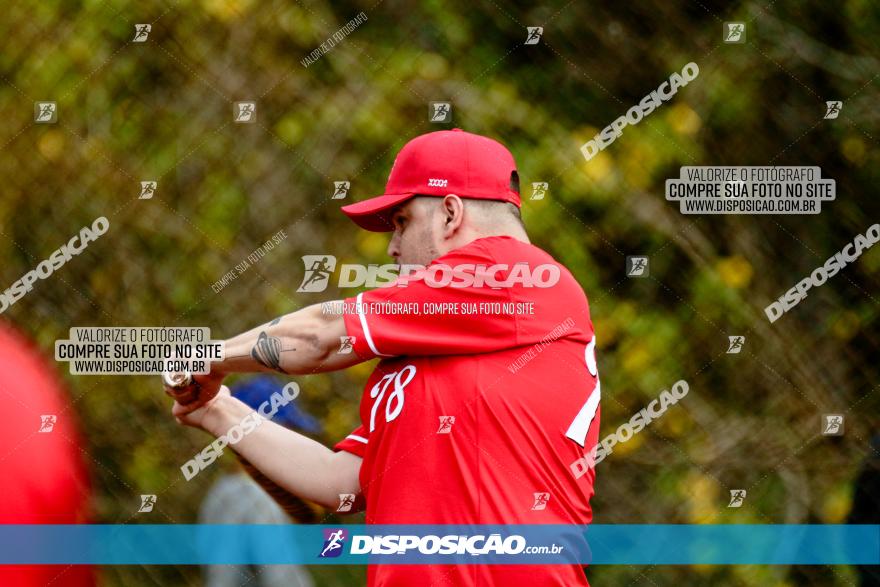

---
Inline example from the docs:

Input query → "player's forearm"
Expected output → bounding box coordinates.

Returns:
[214,301,358,377]
[202,393,361,510]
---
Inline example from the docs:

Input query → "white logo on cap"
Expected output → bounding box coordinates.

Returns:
[427,178,448,187]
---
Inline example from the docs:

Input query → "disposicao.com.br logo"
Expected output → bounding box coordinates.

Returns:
[319,528,348,558]
[317,529,563,558]
[297,255,561,292]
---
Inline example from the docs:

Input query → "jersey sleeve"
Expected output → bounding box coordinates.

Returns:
[341,241,519,359]
[333,423,369,458]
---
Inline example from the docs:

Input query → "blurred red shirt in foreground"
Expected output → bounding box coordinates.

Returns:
[0,321,94,586]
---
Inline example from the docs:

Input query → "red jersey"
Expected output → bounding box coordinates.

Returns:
[335,236,601,586]
[0,322,94,586]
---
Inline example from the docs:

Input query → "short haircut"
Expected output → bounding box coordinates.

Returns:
[410,195,525,230]
[462,197,524,229]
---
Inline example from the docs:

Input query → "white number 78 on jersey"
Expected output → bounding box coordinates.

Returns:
[565,336,601,447]
[369,365,417,432]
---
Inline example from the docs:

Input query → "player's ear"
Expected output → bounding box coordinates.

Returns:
[440,194,464,236]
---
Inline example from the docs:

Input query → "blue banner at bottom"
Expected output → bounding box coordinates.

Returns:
[0,525,876,565]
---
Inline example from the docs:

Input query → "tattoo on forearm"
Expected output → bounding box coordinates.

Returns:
[269,317,282,326]
[251,331,287,373]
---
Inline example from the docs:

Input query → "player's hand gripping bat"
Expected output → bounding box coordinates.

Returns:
[162,368,201,404]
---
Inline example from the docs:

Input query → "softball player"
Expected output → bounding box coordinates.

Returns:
[168,129,601,586]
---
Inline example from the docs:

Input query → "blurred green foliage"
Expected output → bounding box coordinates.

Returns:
[1,0,878,585]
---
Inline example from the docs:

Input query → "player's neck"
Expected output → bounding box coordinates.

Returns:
[480,228,530,245]
[458,225,531,247]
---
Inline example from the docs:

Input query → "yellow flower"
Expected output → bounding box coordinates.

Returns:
[832,311,860,341]
[38,130,65,161]
[582,151,614,183]
[668,103,701,135]
[716,256,752,288]
[611,429,643,457]
[821,484,851,523]
[841,136,866,165]
[201,0,254,21]
[684,471,720,523]
[621,343,651,374]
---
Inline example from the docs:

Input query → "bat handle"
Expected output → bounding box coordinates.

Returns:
[162,369,200,404]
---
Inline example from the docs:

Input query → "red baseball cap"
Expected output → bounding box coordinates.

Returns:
[341,129,521,231]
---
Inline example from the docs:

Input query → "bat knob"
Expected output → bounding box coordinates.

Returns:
[162,369,201,405]
[162,370,193,389]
